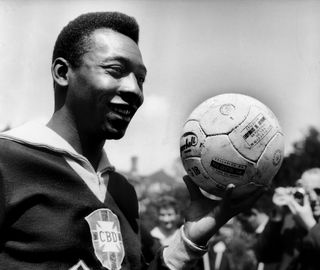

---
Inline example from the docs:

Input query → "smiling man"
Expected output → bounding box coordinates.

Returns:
[0,12,264,270]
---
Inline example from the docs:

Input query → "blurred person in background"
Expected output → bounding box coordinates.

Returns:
[203,218,257,270]
[150,195,181,247]
[237,194,278,270]
[254,168,320,270]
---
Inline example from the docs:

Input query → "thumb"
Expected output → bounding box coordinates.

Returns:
[182,175,203,201]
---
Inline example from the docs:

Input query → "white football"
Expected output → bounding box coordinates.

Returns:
[180,93,284,199]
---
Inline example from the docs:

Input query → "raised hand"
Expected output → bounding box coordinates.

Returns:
[287,194,317,231]
[182,175,266,246]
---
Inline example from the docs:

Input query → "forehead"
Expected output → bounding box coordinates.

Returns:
[299,173,320,190]
[85,28,145,69]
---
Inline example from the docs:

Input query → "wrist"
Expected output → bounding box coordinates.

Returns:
[163,225,208,270]
[184,216,221,247]
[303,218,317,231]
[181,225,208,251]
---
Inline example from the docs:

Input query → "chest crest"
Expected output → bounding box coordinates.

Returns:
[85,208,125,270]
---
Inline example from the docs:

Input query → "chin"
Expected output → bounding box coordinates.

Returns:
[103,128,127,140]
[104,132,125,140]
[102,121,129,140]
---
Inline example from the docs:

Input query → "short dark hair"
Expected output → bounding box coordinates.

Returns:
[52,11,139,67]
[241,192,274,216]
[156,195,179,214]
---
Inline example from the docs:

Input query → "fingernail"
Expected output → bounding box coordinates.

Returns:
[227,184,235,189]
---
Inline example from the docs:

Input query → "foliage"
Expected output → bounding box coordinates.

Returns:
[273,127,320,187]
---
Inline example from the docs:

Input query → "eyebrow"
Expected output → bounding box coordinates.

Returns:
[101,56,147,75]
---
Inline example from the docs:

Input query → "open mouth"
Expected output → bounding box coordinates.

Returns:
[109,104,135,122]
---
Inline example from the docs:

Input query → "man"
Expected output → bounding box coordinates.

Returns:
[0,12,264,270]
[255,168,320,270]
[150,196,181,247]
[237,195,278,270]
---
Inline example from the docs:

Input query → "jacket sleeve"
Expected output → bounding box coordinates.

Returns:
[302,222,320,250]
[299,222,320,266]
[254,220,284,263]
[144,247,169,270]
[0,169,4,232]
[147,226,207,270]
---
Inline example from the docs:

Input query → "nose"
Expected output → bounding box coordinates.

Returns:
[309,190,319,204]
[163,215,174,223]
[119,72,144,107]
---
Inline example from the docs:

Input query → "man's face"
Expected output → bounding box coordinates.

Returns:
[66,29,146,140]
[158,207,179,232]
[298,173,320,218]
[237,209,259,233]
[308,188,320,218]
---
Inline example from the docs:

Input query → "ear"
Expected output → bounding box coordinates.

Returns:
[51,57,70,87]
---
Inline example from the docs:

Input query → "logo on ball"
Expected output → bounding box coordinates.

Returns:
[180,132,198,153]
[272,150,282,166]
[219,104,235,115]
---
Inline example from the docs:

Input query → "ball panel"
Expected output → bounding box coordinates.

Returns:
[201,135,257,186]
[188,97,220,120]
[198,95,250,135]
[180,120,206,160]
[254,132,285,187]
[183,157,227,197]
[229,103,282,161]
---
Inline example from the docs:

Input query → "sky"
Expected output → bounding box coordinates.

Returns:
[0,0,319,175]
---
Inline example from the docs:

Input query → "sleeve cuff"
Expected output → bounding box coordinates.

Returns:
[163,225,207,269]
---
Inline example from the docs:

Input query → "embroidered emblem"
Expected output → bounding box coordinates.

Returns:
[69,260,90,270]
[85,209,124,270]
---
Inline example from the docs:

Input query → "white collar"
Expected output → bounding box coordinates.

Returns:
[0,122,114,173]
[255,216,269,234]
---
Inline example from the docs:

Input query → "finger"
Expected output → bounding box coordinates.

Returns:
[251,188,266,202]
[228,182,266,200]
[286,199,298,214]
[303,194,310,207]
[232,188,265,210]
[226,183,236,191]
[182,175,203,201]
[223,184,235,201]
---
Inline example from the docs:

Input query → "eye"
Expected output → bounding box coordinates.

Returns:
[137,75,146,84]
[103,65,125,78]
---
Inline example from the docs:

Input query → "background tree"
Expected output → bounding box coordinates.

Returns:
[273,127,320,187]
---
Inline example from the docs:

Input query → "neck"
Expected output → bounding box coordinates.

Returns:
[159,226,176,237]
[47,107,105,170]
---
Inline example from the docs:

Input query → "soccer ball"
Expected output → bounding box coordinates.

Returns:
[180,93,284,199]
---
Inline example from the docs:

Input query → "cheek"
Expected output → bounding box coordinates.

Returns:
[308,191,318,202]
[159,218,165,223]
[76,72,118,100]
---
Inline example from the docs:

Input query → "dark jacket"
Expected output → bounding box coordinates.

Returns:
[0,136,168,270]
[255,216,320,270]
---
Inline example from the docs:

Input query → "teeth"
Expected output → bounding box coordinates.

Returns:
[113,107,131,116]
